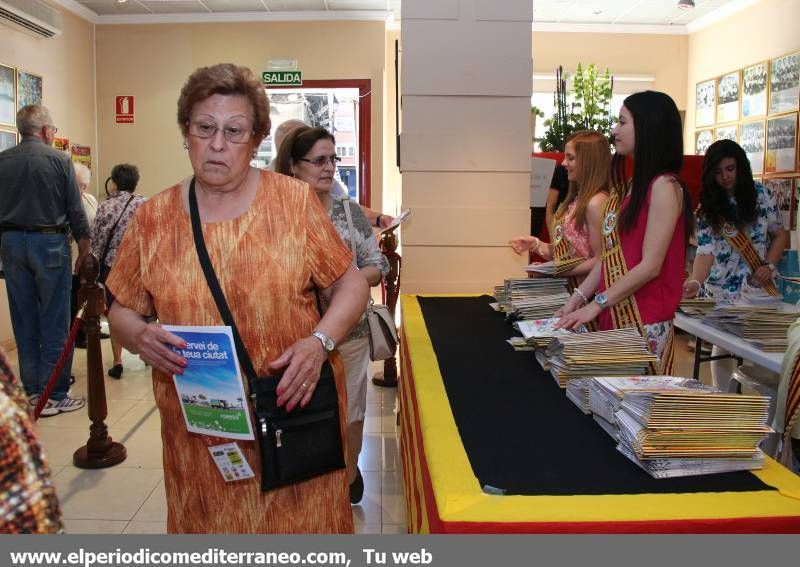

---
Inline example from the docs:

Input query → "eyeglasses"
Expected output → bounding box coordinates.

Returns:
[297,156,342,167]
[45,125,57,133]
[187,121,253,144]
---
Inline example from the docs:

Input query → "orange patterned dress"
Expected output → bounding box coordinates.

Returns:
[107,170,354,533]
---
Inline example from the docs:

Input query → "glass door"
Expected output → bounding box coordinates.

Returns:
[259,80,371,206]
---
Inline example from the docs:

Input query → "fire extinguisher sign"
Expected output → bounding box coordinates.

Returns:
[115,95,134,124]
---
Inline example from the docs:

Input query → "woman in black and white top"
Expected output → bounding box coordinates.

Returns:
[90,163,146,379]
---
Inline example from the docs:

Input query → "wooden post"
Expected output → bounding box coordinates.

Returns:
[372,230,401,388]
[73,254,126,469]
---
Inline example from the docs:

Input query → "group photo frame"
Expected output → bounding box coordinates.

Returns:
[769,51,800,116]
[766,113,798,174]
[740,120,766,174]
[696,79,716,127]
[0,128,17,152]
[742,61,769,120]
[717,70,741,124]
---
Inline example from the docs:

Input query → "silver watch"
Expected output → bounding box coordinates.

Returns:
[594,292,609,309]
[311,331,335,352]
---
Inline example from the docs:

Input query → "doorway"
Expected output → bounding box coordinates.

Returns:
[259,79,372,206]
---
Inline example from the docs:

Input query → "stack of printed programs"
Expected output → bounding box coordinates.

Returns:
[615,386,771,478]
[513,317,588,349]
[545,327,658,387]
[524,257,585,276]
[678,297,717,317]
[566,378,592,414]
[495,278,571,320]
[703,304,799,352]
[588,376,714,440]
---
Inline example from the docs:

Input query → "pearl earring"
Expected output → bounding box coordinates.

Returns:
[183,141,189,150]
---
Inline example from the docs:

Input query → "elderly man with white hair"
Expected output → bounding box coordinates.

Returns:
[71,162,100,350]
[0,104,88,416]
[272,119,395,229]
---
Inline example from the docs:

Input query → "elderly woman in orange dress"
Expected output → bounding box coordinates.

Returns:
[106,63,368,533]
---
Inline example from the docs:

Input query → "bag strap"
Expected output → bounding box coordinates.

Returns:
[98,193,136,267]
[188,177,259,381]
[341,196,358,266]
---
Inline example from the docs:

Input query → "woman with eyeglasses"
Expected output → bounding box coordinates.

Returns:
[105,64,368,533]
[274,126,389,505]
[89,163,145,379]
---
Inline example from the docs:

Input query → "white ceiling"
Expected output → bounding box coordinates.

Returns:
[56,0,760,33]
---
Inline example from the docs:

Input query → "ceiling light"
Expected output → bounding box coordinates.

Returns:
[678,0,696,9]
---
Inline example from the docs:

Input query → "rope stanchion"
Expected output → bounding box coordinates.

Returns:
[33,304,85,421]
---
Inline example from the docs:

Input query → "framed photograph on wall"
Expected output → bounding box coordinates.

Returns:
[742,61,768,119]
[766,113,797,173]
[696,79,716,127]
[716,71,740,123]
[715,124,738,143]
[0,63,14,127]
[764,177,795,229]
[769,52,800,115]
[741,120,766,174]
[16,69,42,109]
[695,129,713,155]
[0,128,17,152]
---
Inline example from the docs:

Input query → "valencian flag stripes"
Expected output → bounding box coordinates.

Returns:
[720,222,780,296]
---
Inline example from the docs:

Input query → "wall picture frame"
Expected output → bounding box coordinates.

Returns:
[0,128,17,152]
[715,124,739,143]
[16,69,42,110]
[766,113,797,174]
[696,79,716,127]
[742,61,768,119]
[769,51,800,115]
[764,176,796,230]
[695,129,713,155]
[716,70,740,124]
[0,63,15,127]
[741,120,766,174]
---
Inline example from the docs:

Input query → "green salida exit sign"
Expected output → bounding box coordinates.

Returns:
[262,70,302,87]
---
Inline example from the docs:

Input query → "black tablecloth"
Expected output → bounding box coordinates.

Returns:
[417,295,772,496]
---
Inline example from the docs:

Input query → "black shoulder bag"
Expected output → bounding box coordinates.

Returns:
[188,178,345,491]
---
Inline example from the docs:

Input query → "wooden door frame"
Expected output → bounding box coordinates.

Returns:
[266,79,372,207]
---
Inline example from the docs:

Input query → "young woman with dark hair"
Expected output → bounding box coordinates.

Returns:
[683,138,788,389]
[556,91,693,374]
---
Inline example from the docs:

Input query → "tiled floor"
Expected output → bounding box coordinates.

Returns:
[9,326,719,534]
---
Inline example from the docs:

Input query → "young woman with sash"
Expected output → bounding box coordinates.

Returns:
[683,139,788,389]
[556,91,693,375]
[509,130,610,287]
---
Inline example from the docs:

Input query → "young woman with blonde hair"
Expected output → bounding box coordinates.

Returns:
[509,130,611,283]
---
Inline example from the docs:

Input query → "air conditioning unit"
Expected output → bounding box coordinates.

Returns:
[0,0,62,39]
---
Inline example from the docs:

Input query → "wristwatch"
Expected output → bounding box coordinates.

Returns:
[311,331,336,352]
[594,292,609,309]
[767,262,776,273]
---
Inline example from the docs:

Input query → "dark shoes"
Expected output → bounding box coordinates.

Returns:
[107,364,123,379]
[349,467,364,505]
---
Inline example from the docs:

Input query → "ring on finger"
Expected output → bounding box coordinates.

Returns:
[300,382,308,390]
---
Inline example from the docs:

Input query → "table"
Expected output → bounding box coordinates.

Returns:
[399,294,800,533]
[674,312,783,379]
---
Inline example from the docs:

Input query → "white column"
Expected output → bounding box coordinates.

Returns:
[400,0,533,293]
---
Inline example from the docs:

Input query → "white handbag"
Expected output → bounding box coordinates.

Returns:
[342,197,398,361]
[366,301,399,361]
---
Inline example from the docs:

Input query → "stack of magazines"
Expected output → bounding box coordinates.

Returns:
[588,376,714,441]
[525,257,585,276]
[565,378,592,414]
[513,317,588,349]
[496,278,571,320]
[703,305,799,352]
[616,389,770,478]
[545,328,658,387]
[678,297,717,317]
